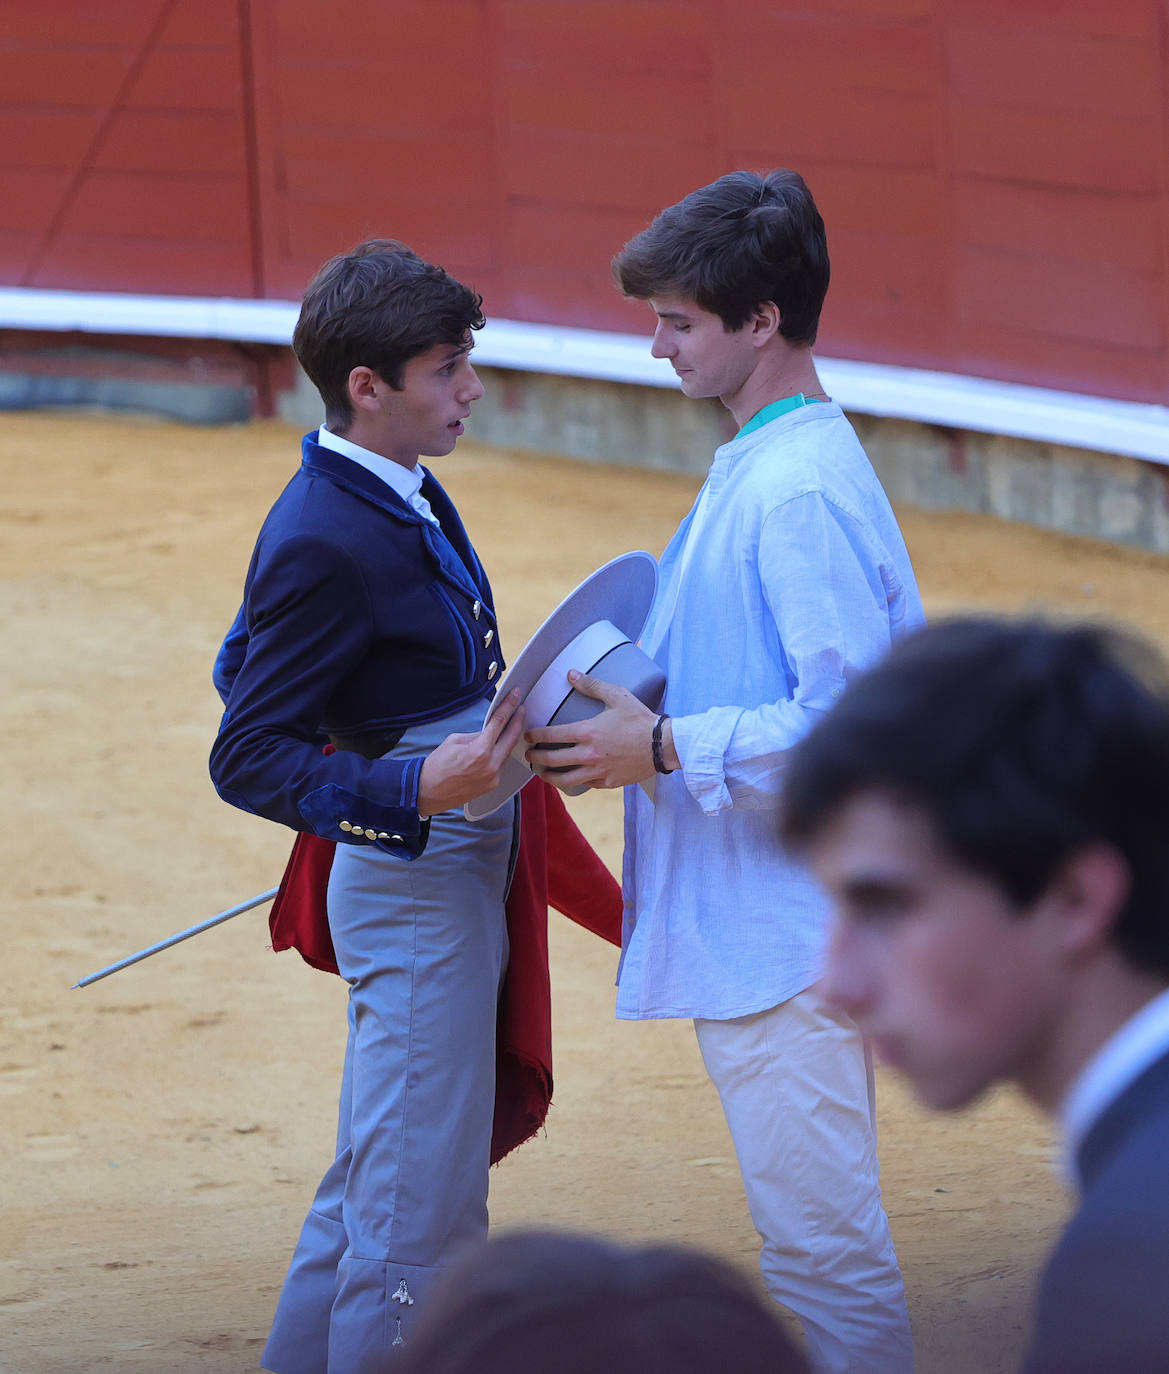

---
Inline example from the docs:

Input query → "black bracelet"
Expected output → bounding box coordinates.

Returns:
[651,713,675,775]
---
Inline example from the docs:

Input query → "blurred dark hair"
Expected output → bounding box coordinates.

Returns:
[292,238,484,431]
[612,169,829,342]
[780,618,1169,978]
[401,1230,807,1374]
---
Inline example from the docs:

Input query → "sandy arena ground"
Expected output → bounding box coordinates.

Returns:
[5,410,1169,1373]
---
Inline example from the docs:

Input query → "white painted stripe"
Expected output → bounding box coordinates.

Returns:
[813,358,1169,466]
[0,287,300,344]
[1,286,1166,464]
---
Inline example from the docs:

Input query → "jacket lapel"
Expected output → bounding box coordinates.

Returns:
[420,468,488,590]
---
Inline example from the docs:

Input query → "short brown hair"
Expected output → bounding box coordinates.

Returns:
[401,1230,807,1374]
[613,170,829,343]
[292,238,485,431]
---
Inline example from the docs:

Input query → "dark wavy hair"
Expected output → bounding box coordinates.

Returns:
[612,169,830,342]
[292,238,484,431]
[780,617,1169,979]
[401,1230,807,1374]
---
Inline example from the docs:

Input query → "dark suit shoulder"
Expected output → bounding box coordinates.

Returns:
[1024,1069,1169,1372]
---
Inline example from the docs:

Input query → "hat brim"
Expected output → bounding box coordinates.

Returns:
[464,550,658,820]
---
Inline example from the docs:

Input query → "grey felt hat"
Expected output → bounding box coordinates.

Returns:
[465,551,665,820]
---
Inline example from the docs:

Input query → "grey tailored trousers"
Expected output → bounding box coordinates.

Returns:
[262,703,516,1374]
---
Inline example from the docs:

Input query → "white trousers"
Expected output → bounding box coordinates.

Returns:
[695,988,914,1374]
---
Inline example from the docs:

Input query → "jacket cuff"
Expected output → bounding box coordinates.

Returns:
[296,781,428,860]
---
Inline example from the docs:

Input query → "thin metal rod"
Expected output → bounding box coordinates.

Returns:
[72,887,280,989]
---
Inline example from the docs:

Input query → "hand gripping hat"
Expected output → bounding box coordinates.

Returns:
[465,551,665,820]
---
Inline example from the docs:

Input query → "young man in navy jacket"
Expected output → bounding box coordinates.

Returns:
[211,240,523,1371]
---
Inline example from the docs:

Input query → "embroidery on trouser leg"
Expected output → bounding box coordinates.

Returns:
[391,1279,414,1306]
[391,1277,412,1347]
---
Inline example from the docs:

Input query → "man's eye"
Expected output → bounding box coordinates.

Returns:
[853,896,908,925]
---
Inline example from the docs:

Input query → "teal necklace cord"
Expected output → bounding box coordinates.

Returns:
[736,392,826,440]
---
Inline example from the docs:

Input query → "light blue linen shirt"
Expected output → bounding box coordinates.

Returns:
[617,402,925,1020]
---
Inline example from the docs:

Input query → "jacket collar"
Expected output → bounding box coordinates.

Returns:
[301,431,423,523]
[1077,1046,1169,1192]
[299,431,487,602]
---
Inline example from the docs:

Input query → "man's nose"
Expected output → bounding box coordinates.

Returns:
[461,366,485,403]
[818,924,871,1017]
[650,325,673,359]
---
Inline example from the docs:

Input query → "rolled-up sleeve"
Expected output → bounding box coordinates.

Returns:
[672,491,895,814]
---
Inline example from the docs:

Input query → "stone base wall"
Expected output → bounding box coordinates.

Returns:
[850,415,1169,555]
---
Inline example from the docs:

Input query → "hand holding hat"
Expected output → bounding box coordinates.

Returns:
[418,688,524,815]
[463,552,666,820]
[524,670,678,791]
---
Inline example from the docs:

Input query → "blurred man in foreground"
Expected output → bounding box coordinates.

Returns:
[780,618,1169,1373]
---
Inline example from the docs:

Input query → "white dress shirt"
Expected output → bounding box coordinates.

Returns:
[1060,984,1169,1187]
[317,424,439,526]
[618,403,925,1020]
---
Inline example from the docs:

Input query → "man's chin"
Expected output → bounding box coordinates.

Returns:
[911,1071,987,1114]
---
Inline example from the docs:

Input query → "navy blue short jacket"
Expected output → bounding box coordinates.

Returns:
[209,432,503,859]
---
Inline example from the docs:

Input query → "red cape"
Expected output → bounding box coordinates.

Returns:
[268,778,623,1164]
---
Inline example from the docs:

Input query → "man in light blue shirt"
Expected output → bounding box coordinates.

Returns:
[526,170,922,1373]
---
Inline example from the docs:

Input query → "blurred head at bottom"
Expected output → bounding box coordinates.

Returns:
[401,1229,807,1374]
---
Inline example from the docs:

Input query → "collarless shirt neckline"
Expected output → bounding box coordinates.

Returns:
[735,392,825,441]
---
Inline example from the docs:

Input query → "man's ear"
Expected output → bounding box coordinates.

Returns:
[749,301,782,346]
[347,365,384,415]
[1043,843,1132,959]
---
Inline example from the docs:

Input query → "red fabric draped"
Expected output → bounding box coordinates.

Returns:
[267,777,623,1163]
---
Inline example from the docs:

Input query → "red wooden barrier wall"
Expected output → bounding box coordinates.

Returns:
[2,0,1167,406]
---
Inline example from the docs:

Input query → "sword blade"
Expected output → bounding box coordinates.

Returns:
[71,887,280,989]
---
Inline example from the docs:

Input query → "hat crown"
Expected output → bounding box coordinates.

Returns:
[464,552,661,820]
